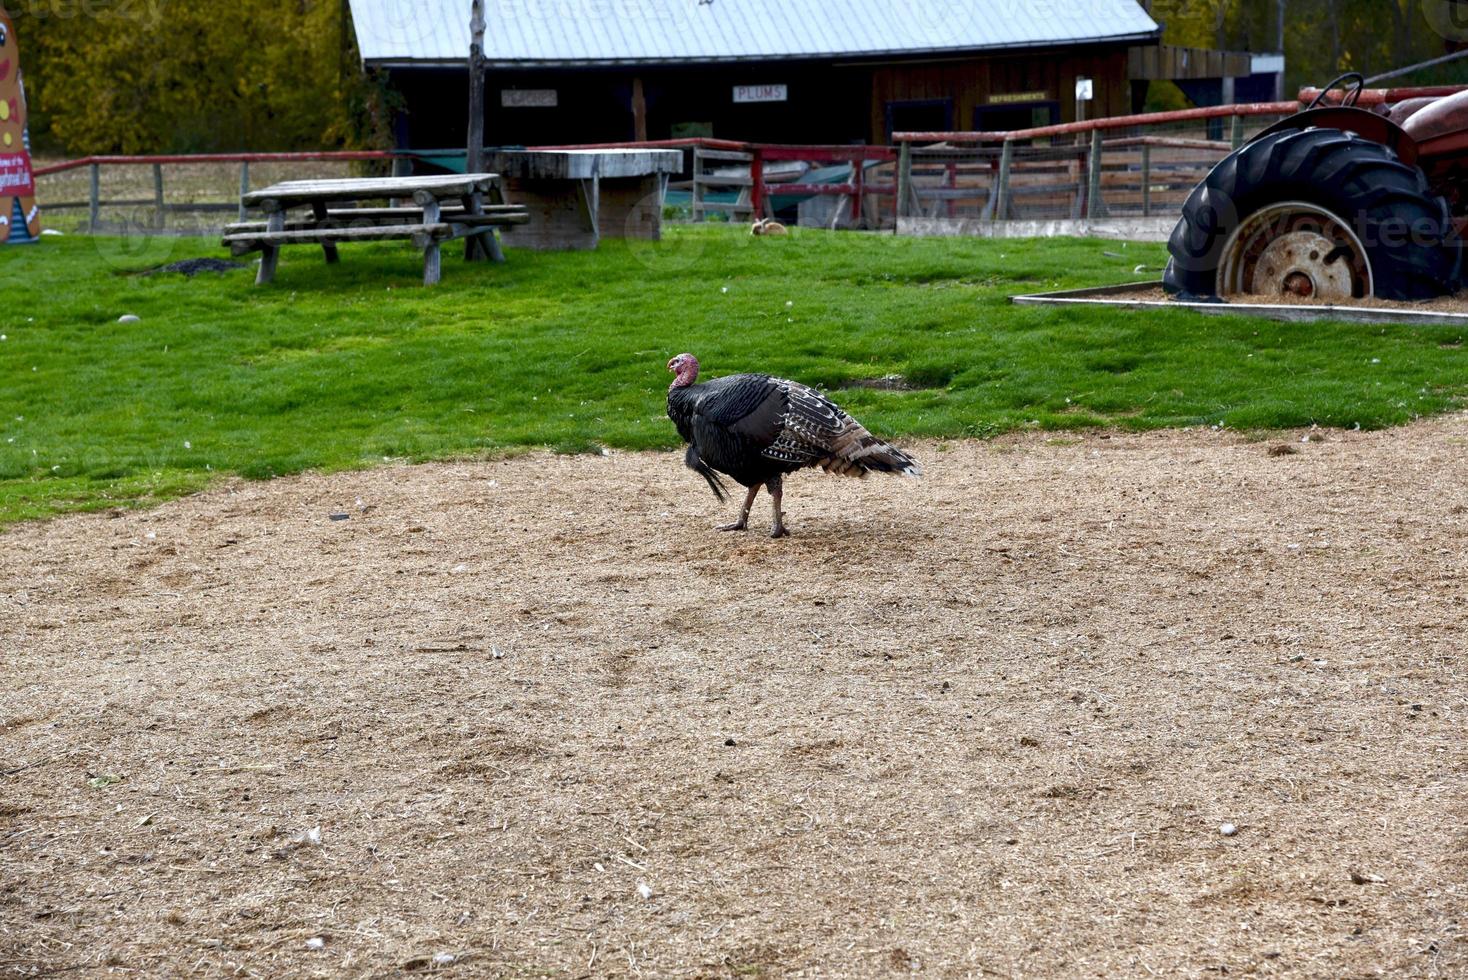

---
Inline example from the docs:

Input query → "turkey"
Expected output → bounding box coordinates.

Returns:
[666,352,921,537]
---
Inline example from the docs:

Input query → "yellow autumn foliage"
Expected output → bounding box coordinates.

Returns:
[11,0,392,153]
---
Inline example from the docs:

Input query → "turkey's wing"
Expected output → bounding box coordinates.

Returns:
[696,376,784,449]
[758,381,861,465]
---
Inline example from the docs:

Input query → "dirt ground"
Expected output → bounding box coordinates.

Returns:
[2,421,1466,978]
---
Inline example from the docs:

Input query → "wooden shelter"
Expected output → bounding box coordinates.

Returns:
[347,0,1162,149]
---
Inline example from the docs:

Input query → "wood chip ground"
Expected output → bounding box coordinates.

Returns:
[2,420,1465,977]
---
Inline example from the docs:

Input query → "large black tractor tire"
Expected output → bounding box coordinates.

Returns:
[1164,127,1458,302]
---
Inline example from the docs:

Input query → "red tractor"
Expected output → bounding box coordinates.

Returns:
[1164,74,1468,303]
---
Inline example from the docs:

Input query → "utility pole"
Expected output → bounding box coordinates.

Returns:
[467,0,486,175]
[465,0,489,260]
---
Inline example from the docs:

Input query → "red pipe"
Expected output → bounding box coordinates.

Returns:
[1298,84,1468,106]
[531,136,894,161]
[531,136,753,152]
[894,101,1299,144]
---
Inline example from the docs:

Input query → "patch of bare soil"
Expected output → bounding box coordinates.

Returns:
[2,421,1466,977]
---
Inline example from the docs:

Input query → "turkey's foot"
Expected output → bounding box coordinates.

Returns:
[767,478,787,538]
[720,485,760,532]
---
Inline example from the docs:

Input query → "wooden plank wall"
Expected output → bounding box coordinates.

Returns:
[869,46,1132,141]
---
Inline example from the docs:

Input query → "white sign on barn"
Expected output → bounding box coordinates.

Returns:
[502,89,558,108]
[733,84,788,104]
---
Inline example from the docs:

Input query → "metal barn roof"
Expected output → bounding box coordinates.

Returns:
[349,0,1161,68]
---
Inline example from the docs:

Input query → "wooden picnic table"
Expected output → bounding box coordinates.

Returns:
[223,174,529,286]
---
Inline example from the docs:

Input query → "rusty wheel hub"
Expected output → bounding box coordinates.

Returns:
[1217,202,1372,302]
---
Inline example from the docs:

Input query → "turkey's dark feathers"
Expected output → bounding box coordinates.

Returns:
[668,371,920,489]
[684,443,729,502]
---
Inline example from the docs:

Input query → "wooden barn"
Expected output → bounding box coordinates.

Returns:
[347,0,1162,149]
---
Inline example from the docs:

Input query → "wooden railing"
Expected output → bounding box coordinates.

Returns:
[36,99,1352,236]
[34,151,402,229]
[893,102,1301,224]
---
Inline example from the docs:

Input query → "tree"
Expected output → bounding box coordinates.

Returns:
[12,0,392,154]
[1148,0,1468,97]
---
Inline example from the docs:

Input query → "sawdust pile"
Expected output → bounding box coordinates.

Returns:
[2,421,1465,976]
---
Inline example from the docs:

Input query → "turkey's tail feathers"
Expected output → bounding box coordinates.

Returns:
[819,430,922,479]
[685,445,730,502]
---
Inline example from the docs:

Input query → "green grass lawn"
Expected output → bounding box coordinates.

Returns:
[0,227,1463,527]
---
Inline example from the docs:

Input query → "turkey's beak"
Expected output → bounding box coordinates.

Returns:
[666,358,677,372]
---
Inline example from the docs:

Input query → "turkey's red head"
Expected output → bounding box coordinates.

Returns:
[667,352,699,389]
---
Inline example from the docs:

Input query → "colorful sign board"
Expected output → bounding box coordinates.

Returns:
[0,4,39,243]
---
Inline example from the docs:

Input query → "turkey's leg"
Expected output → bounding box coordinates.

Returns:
[719,485,760,532]
[768,476,788,538]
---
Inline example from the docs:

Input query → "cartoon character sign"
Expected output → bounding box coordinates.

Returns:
[0,4,40,243]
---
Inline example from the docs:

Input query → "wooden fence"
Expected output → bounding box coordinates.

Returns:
[892,103,1300,225]
[34,99,1367,237]
[33,151,401,232]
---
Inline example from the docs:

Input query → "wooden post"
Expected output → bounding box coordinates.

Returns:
[238,162,250,222]
[896,140,911,220]
[1141,143,1152,217]
[480,181,506,262]
[1230,114,1244,149]
[256,206,284,285]
[995,140,1013,222]
[467,1,486,174]
[750,147,766,220]
[88,163,100,231]
[465,0,489,261]
[631,76,648,143]
[691,145,705,222]
[312,201,340,264]
[389,155,409,208]
[1071,148,1085,220]
[422,197,442,286]
[851,155,865,226]
[1087,128,1107,219]
[577,177,601,239]
[152,163,165,230]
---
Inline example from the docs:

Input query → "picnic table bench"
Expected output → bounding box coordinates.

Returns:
[223,174,529,286]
